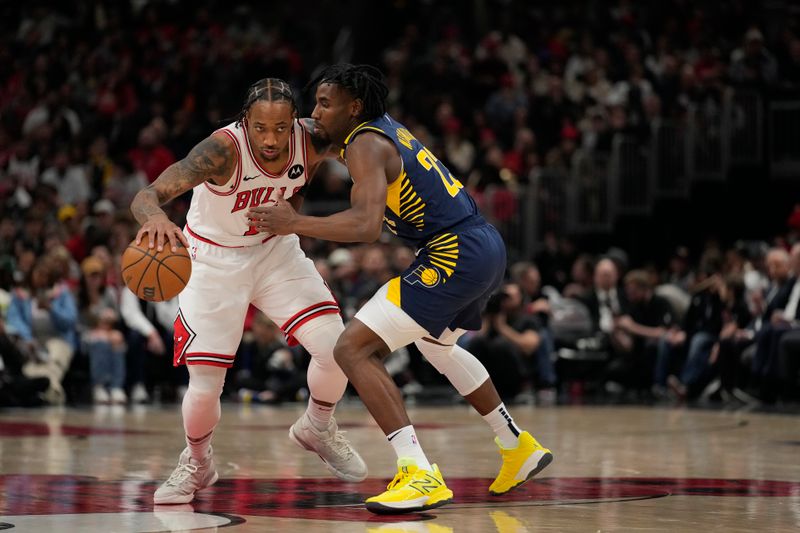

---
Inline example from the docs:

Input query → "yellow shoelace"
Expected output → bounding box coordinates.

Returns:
[386,467,415,490]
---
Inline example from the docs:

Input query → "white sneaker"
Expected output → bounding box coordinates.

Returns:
[154,447,219,504]
[289,414,367,482]
[110,388,127,404]
[131,383,149,404]
[93,385,110,404]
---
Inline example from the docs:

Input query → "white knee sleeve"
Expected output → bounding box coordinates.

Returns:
[414,340,490,396]
[182,365,226,438]
[293,314,348,404]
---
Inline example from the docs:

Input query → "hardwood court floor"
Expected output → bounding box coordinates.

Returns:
[1,403,799,532]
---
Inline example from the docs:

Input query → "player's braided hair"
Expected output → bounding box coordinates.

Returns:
[236,78,297,126]
[309,64,388,121]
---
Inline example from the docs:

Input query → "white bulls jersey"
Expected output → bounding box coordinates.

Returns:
[185,119,310,247]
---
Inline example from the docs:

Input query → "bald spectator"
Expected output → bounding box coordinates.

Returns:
[581,258,628,341]
[767,244,800,401]
[751,247,795,401]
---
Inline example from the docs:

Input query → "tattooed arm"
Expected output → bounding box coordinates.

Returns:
[131,133,236,251]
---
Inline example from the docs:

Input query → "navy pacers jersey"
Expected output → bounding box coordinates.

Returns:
[342,113,506,337]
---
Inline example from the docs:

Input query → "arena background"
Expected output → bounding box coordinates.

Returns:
[1,0,800,408]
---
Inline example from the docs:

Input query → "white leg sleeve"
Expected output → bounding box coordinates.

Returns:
[182,365,226,439]
[414,339,490,396]
[292,313,348,404]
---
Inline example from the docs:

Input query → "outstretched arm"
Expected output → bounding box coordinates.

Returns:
[247,132,390,243]
[130,133,236,250]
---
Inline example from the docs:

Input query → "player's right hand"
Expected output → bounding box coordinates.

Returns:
[136,214,189,252]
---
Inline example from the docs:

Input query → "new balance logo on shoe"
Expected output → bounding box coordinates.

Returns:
[410,474,442,493]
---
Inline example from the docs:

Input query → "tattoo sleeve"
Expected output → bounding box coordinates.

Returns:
[130,134,235,224]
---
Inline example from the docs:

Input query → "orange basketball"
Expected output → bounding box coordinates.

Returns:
[120,233,192,302]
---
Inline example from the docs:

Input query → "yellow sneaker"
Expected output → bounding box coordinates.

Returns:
[489,431,553,496]
[365,458,454,514]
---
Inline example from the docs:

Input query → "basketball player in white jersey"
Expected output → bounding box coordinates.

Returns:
[130,79,367,504]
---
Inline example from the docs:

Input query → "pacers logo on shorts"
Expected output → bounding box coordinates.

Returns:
[404,265,441,288]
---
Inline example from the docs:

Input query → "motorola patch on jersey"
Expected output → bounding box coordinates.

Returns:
[288,164,304,179]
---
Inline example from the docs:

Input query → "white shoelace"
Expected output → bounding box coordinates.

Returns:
[325,430,355,461]
[165,463,199,487]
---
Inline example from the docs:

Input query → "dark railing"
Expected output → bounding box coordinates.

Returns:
[770,100,800,178]
[304,90,791,259]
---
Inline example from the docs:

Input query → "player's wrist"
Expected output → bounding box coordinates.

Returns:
[146,212,170,223]
[288,213,306,234]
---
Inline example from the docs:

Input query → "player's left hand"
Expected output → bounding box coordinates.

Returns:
[247,194,296,235]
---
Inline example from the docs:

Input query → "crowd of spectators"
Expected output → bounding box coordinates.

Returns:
[1,1,799,407]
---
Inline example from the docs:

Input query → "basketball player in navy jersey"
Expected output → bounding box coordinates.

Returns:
[131,79,367,504]
[249,64,553,514]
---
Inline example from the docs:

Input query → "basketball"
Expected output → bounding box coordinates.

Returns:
[421,267,439,286]
[120,234,192,301]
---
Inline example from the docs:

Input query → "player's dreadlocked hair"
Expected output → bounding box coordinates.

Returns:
[309,64,388,121]
[236,78,297,126]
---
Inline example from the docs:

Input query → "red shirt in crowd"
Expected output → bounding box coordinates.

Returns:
[128,145,176,183]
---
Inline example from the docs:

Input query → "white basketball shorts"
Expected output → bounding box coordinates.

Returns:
[173,231,339,368]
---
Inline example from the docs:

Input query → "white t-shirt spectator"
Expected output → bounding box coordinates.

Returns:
[40,165,90,205]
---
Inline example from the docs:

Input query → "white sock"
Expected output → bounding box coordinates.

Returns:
[387,425,432,470]
[482,403,522,448]
[306,398,335,431]
[185,430,213,461]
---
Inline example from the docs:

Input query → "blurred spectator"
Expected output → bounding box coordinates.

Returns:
[235,312,306,403]
[470,282,553,402]
[84,199,116,251]
[666,267,729,400]
[729,28,779,86]
[535,232,574,290]
[613,270,681,395]
[127,125,176,184]
[351,245,393,305]
[6,141,40,192]
[77,255,126,404]
[40,148,90,206]
[104,157,149,208]
[0,321,50,406]
[706,275,755,403]
[5,257,77,403]
[750,247,795,401]
[467,286,522,401]
[118,288,179,404]
[753,244,800,402]
[510,262,557,402]
[664,246,695,292]
[58,204,88,262]
[581,257,629,348]
[563,254,595,299]
[86,137,114,203]
[442,117,476,177]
